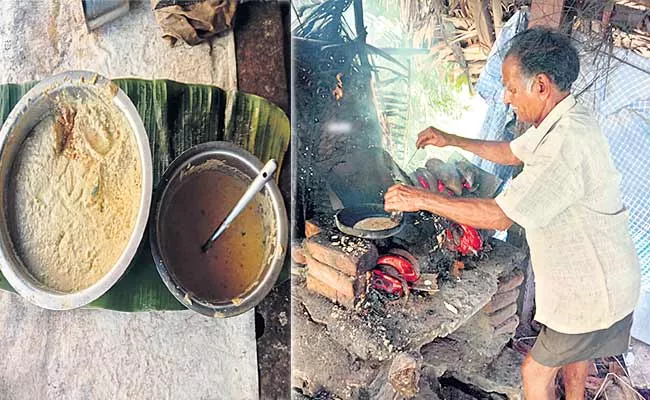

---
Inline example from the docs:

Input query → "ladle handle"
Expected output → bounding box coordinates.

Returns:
[202,159,277,251]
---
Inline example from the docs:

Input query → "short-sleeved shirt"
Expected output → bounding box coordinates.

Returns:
[495,94,641,334]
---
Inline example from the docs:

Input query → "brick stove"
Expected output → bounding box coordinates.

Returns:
[293,209,528,399]
[292,119,528,398]
[293,17,531,397]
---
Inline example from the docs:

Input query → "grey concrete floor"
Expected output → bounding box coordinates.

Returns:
[0,292,258,400]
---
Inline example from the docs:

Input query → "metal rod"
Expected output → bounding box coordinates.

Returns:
[201,159,277,253]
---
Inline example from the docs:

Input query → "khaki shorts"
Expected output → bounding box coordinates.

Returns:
[530,313,633,368]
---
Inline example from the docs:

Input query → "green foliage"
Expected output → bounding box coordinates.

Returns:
[413,56,468,117]
[360,2,474,169]
[364,0,401,22]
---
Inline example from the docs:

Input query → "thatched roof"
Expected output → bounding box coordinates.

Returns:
[400,0,650,84]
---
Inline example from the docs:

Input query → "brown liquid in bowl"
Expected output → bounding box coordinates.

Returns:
[160,166,266,302]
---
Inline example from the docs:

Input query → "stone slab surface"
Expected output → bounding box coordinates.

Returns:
[449,347,524,400]
[627,338,650,390]
[296,240,525,362]
[292,302,379,399]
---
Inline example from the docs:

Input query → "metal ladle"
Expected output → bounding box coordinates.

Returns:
[387,148,422,223]
[405,147,421,166]
[201,159,277,253]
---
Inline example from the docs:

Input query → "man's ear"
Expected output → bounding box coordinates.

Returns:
[535,73,553,97]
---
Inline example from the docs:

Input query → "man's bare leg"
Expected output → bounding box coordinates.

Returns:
[521,353,560,400]
[562,360,590,400]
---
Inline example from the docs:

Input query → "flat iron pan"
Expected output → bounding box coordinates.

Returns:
[335,203,404,239]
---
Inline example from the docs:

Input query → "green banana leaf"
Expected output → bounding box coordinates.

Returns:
[0,78,290,311]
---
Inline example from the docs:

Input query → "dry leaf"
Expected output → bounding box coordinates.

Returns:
[332,73,344,101]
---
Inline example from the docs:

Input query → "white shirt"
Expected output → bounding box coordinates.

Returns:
[496,94,641,334]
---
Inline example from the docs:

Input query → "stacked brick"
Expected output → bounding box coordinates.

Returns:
[483,270,524,336]
[293,220,378,309]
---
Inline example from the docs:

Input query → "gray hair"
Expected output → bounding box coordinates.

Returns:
[505,27,580,92]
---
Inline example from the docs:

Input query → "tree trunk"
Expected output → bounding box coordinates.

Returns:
[491,0,503,38]
[469,0,496,52]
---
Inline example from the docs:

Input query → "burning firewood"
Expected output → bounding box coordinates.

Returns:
[444,222,484,257]
[332,73,344,101]
[451,260,465,279]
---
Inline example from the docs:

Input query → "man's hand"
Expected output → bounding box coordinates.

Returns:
[384,184,434,213]
[416,126,454,149]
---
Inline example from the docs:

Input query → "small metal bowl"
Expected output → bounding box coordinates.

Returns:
[0,71,153,310]
[150,141,288,318]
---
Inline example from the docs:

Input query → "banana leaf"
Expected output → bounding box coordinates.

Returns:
[0,78,290,311]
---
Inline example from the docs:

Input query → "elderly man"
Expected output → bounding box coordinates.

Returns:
[384,27,640,399]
